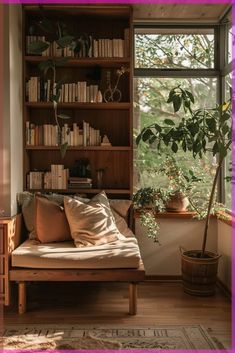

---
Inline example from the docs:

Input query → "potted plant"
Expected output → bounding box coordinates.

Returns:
[133,186,170,244]
[136,86,232,296]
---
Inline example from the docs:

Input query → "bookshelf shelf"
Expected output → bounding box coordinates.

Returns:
[25,146,131,151]
[25,56,131,67]
[25,102,131,110]
[27,188,130,195]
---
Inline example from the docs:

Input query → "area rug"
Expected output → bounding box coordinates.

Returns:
[1,325,222,350]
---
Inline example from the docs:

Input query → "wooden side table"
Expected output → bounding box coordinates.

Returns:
[0,215,22,306]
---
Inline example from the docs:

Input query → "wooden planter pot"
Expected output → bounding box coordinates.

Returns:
[181,249,221,296]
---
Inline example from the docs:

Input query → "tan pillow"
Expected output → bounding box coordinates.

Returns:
[112,209,134,238]
[35,196,71,243]
[109,199,132,219]
[64,191,122,247]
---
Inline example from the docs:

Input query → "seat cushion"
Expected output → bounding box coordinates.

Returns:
[11,238,141,269]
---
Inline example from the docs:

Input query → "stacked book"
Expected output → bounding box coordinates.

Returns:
[27,171,44,189]
[26,77,102,103]
[26,121,102,147]
[68,177,92,189]
[27,165,69,190]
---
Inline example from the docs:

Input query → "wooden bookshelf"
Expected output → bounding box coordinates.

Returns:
[23,5,133,198]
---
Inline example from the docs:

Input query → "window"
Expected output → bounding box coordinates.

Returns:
[134,27,218,201]
[135,28,215,69]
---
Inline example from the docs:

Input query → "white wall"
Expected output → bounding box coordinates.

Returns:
[217,220,232,291]
[9,5,23,215]
[0,5,22,217]
[135,217,218,276]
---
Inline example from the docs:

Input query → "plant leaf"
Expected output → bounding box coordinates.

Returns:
[39,59,55,74]
[60,142,68,159]
[57,114,72,120]
[171,141,178,153]
[56,35,74,48]
[38,18,55,34]
[28,41,49,55]
[164,119,175,126]
[185,90,195,103]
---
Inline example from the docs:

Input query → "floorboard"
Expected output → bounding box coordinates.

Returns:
[3,281,231,348]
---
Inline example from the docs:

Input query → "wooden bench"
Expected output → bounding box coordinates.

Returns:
[4,214,145,315]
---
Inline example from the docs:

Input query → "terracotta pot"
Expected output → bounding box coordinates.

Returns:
[165,192,189,212]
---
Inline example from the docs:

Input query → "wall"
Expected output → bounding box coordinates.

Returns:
[0,5,22,217]
[217,220,232,291]
[9,5,23,216]
[135,217,218,276]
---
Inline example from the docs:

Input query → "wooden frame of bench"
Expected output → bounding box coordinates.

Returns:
[6,214,145,315]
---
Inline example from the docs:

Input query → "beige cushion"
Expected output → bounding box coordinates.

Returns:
[64,191,124,247]
[35,196,71,243]
[109,199,132,219]
[112,209,134,238]
[11,238,141,269]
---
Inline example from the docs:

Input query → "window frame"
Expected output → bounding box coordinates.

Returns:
[219,8,233,209]
[133,22,231,209]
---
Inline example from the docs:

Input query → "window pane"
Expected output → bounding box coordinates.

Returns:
[133,77,218,206]
[224,72,232,210]
[135,29,214,69]
[228,26,233,63]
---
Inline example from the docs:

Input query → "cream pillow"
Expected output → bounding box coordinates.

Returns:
[112,209,134,238]
[64,191,123,247]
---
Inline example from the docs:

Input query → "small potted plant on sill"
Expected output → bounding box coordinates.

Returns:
[133,156,204,244]
[136,86,232,296]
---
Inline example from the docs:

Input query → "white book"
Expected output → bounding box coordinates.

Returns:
[64,84,69,103]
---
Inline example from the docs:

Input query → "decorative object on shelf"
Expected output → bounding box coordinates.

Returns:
[96,90,103,103]
[136,85,232,295]
[69,159,91,179]
[96,168,105,189]
[101,135,111,146]
[103,66,128,103]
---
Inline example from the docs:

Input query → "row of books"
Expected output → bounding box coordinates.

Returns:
[26,77,102,103]
[27,165,93,190]
[26,121,102,147]
[26,30,129,58]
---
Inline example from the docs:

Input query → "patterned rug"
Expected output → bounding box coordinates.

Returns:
[1,324,222,350]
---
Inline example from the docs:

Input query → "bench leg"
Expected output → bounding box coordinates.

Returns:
[18,282,26,314]
[129,282,137,315]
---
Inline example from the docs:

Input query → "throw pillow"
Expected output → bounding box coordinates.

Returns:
[109,199,132,219]
[64,191,123,247]
[112,209,134,238]
[35,196,71,243]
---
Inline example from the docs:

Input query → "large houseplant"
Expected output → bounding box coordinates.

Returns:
[136,86,232,295]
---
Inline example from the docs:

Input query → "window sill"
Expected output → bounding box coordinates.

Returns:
[217,211,233,227]
[134,210,202,219]
[134,210,233,226]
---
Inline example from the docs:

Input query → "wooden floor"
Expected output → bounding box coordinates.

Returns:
[4,281,231,348]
